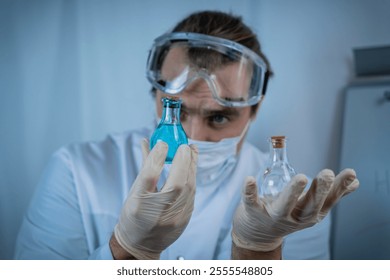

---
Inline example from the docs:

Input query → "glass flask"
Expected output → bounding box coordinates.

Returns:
[150,97,188,163]
[259,136,296,198]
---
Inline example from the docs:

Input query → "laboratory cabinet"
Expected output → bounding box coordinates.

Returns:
[332,77,390,259]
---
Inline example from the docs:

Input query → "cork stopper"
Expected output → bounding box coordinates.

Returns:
[270,136,286,148]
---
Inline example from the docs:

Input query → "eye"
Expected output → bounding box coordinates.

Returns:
[209,114,229,126]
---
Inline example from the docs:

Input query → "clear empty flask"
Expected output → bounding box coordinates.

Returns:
[260,136,296,198]
[150,97,188,163]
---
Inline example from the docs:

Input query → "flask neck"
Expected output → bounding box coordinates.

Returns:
[271,146,289,163]
[268,136,289,163]
[161,97,182,125]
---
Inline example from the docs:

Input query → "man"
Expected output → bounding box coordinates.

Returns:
[15,10,359,260]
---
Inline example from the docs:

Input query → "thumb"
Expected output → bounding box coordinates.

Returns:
[141,138,150,164]
[242,176,259,207]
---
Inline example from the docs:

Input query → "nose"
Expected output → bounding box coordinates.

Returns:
[182,117,210,142]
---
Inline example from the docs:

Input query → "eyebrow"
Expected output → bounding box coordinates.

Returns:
[181,103,241,116]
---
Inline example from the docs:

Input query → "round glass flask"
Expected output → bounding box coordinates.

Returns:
[260,136,296,198]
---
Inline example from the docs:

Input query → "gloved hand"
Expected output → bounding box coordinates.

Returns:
[232,168,359,252]
[114,139,198,259]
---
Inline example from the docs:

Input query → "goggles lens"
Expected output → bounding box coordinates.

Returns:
[146,32,268,107]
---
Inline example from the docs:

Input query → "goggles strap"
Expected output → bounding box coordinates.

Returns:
[261,71,270,96]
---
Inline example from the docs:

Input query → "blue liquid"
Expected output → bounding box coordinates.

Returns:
[150,123,188,163]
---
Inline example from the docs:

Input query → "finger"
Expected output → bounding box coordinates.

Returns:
[176,144,199,215]
[141,138,150,163]
[166,144,199,204]
[163,144,193,195]
[320,168,359,215]
[242,176,260,207]
[135,141,168,193]
[291,169,334,222]
[186,144,198,192]
[271,174,308,217]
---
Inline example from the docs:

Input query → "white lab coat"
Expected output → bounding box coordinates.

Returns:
[14,127,331,260]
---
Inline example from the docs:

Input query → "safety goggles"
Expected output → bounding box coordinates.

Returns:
[146,32,269,107]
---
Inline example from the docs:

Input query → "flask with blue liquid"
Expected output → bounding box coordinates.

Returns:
[150,97,188,163]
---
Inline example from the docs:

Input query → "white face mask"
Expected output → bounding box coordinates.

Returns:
[188,122,250,186]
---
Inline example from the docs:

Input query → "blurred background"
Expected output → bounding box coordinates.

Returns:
[1,0,389,260]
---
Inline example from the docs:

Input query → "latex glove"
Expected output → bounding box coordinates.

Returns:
[114,140,198,259]
[232,168,359,252]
